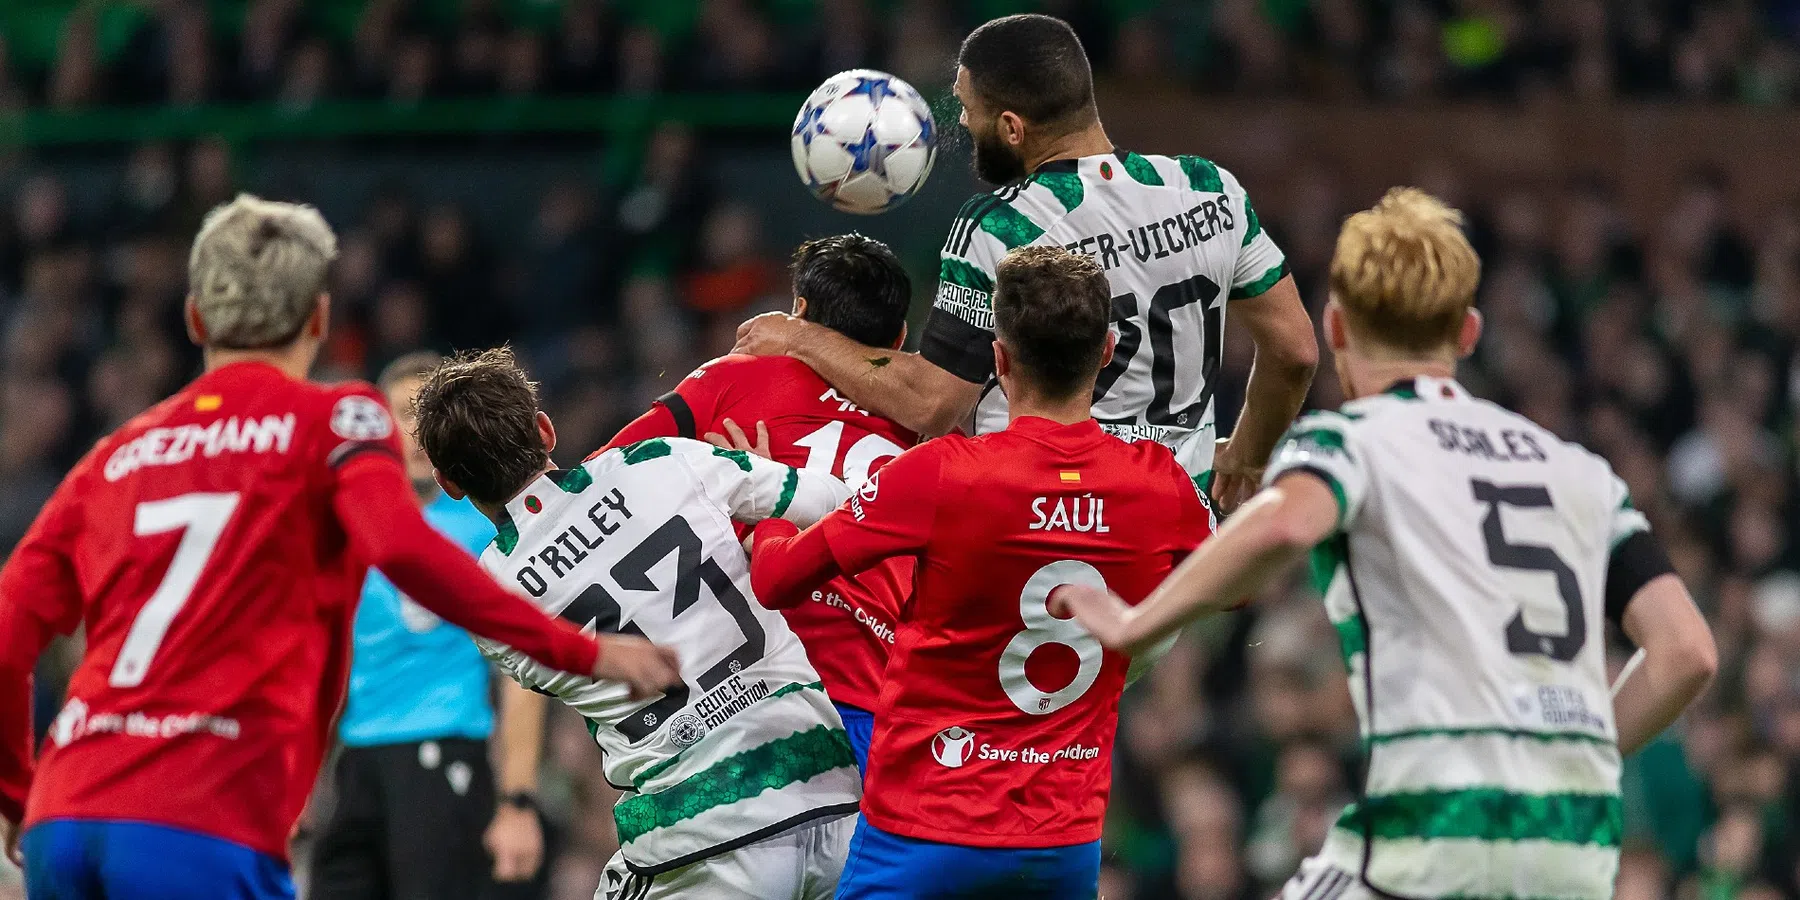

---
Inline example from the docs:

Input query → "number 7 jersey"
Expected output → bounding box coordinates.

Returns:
[920,150,1287,474]
[1264,377,1643,900]
[475,438,862,876]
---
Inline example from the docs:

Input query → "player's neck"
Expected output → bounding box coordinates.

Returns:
[203,345,314,381]
[1023,122,1113,174]
[1341,355,1458,402]
[1006,390,1095,427]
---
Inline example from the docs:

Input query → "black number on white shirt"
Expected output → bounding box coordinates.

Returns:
[1472,479,1586,663]
[558,515,768,743]
[1092,274,1223,427]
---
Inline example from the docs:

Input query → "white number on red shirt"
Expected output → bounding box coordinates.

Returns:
[1000,560,1107,715]
[794,421,906,490]
[110,492,241,687]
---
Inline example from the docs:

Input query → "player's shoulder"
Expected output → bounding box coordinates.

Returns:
[314,378,397,443]
[1149,153,1248,196]
[1281,407,1364,445]
[944,178,1061,259]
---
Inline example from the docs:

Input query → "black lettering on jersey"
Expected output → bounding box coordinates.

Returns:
[1128,226,1155,262]
[535,543,575,578]
[597,488,633,527]
[1202,201,1224,240]
[1148,221,1171,259]
[1219,197,1235,231]
[517,567,548,597]
[1162,217,1187,253]
[1095,232,1121,269]
[1429,419,1549,463]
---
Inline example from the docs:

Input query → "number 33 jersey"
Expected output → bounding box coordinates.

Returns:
[817,417,1211,847]
[476,438,861,876]
[921,150,1287,474]
[1265,377,1643,900]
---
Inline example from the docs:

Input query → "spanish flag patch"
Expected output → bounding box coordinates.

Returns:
[195,395,223,412]
[1059,471,1081,483]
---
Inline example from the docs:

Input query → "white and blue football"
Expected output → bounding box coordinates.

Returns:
[792,69,937,215]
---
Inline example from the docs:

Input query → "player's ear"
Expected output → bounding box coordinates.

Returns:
[791,295,808,319]
[999,110,1026,148]
[434,470,466,501]
[891,322,907,351]
[184,294,207,345]
[1322,298,1350,354]
[1098,330,1116,369]
[1456,309,1482,359]
[307,293,330,339]
[537,411,557,456]
[992,340,1010,380]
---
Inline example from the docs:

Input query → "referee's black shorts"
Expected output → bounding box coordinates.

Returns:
[309,738,500,900]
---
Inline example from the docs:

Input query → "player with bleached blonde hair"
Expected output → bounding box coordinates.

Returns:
[1058,187,1717,900]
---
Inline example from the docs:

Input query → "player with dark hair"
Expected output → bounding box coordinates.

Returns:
[0,195,678,899]
[413,347,862,900]
[747,246,1213,899]
[606,234,917,771]
[737,13,1318,515]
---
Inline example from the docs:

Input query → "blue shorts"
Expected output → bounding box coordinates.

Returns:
[834,701,875,775]
[835,819,1100,899]
[23,819,295,900]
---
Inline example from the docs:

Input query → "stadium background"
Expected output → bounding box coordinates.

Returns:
[0,0,1798,897]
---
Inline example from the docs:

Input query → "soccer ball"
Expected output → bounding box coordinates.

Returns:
[791,69,937,215]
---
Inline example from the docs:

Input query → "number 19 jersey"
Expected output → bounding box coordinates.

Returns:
[816,417,1211,847]
[1265,377,1644,900]
[476,439,862,876]
[921,150,1288,475]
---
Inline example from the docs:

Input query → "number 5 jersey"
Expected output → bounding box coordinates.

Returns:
[474,438,862,877]
[1264,376,1647,900]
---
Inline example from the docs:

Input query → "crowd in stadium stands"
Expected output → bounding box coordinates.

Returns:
[2,2,1800,900]
[0,0,1797,107]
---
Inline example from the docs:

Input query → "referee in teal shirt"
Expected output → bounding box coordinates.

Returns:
[311,353,547,899]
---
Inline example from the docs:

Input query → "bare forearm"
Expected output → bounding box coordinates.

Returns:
[788,324,973,436]
[494,682,547,793]
[1612,651,1711,756]
[1231,349,1316,470]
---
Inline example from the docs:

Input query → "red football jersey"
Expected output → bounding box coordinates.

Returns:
[817,417,1209,847]
[605,354,917,712]
[0,361,599,860]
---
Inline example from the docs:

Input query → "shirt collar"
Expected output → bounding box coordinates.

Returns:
[1007,415,1105,438]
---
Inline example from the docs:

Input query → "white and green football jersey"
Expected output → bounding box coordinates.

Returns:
[919,150,1288,475]
[475,438,861,877]
[1264,376,1645,900]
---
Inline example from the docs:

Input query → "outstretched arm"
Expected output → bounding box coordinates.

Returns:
[734,314,981,438]
[1058,473,1337,655]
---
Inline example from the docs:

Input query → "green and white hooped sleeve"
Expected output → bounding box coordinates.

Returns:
[1262,411,1367,531]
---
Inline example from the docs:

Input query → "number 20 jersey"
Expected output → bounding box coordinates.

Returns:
[818,417,1210,847]
[1265,377,1641,900]
[921,150,1288,475]
[476,439,862,876]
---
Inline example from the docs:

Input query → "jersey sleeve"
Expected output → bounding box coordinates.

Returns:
[818,441,942,575]
[1217,164,1289,300]
[318,382,405,470]
[0,465,90,822]
[920,194,1012,384]
[665,438,851,527]
[600,360,735,452]
[1264,411,1367,530]
[1602,471,1673,625]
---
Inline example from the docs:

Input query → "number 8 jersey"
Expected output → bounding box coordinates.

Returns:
[921,150,1287,475]
[808,417,1211,847]
[1265,377,1645,900]
[476,438,862,876]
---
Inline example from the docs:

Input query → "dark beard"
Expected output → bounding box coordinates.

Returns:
[970,126,1028,185]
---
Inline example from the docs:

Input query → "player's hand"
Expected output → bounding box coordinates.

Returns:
[1209,437,1265,516]
[705,418,773,460]
[733,312,807,358]
[1050,584,1140,653]
[485,804,544,882]
[2,815,21,868]
[593,635,682,700]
